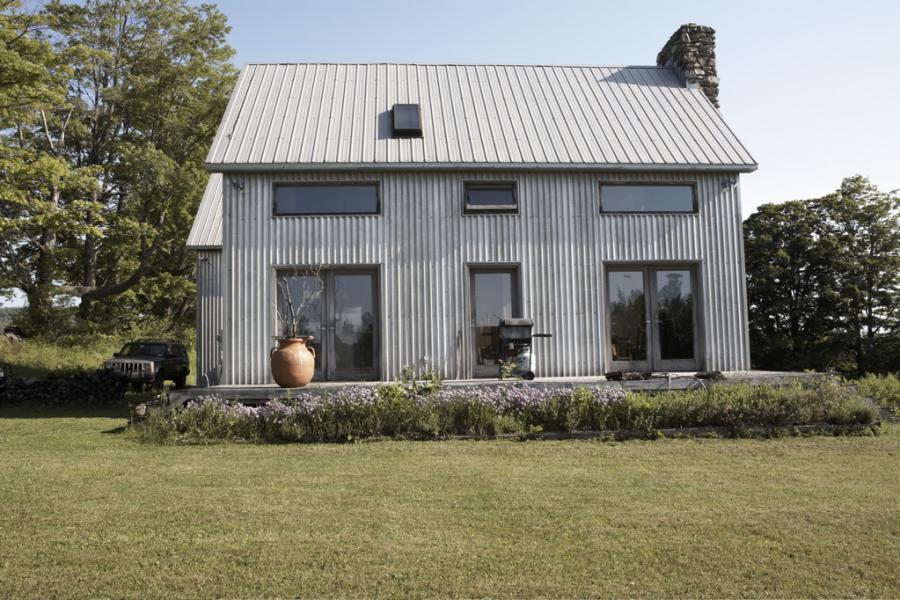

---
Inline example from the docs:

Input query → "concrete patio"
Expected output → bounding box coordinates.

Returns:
[170,371,826,404]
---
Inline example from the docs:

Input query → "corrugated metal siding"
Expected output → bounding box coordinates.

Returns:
[219,170,749,384]
[195,250,223,386]
[207,64,756,170]
[186,174,223,249]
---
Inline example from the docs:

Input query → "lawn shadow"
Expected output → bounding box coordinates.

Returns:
[0,391,155,420]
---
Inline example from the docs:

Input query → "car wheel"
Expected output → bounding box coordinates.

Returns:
[174,375,187,390]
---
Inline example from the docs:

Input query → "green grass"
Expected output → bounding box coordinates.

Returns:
[0,338,197,385]
[0,337,119,379]
[0,411,897,598]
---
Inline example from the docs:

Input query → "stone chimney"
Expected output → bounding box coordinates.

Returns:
[657,24,719,108]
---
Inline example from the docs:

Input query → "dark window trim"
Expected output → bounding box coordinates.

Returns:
[599,181,698,214]
[463,181,519,215]
[272,181,381,217]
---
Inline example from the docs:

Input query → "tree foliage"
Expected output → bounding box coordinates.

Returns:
[0,0,236,335]
[744,176,900,374]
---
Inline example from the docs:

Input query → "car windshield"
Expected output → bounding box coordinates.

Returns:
[119,343,167,357]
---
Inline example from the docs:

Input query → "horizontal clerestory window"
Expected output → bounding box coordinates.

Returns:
[599,183,696,214]
[274,183,380,216]
[464,182,518,214]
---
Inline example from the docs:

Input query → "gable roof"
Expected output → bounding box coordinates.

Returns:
[186,173,222,249]
[206,63,756,172]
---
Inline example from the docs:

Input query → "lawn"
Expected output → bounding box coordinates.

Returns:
[0,409,898,598]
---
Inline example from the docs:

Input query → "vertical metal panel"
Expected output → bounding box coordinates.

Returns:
[217,170,749,384]
[195,250,223,387]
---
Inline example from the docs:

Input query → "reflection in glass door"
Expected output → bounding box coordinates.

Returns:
[606,266,699,372]
[655,270,696,370]
[278,273,325,381]
[331,273,376,379]
[607,271,650,371]
[278,269,378,381]
[471,268,519,378]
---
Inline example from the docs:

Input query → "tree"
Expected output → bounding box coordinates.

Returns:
[0,0,237,333]
[0,0,98,326]
[744,200,838,370]
[744,176,900,374]
[815,176,900,374]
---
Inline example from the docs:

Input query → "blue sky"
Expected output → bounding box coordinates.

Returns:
[209,0,900,216]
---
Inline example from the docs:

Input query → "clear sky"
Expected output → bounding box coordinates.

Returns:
[206,0,900,217]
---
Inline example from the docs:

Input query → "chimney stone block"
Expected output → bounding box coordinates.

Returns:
[657,23,720,107]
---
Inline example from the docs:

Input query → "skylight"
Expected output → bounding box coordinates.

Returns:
[392,104,422,137]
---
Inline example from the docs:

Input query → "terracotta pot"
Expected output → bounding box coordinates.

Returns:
[270,337,316,388]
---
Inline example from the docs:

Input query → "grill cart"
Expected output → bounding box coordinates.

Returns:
[498,318,552,380]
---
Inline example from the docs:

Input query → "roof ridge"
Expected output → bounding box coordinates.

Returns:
[240,62,669,69]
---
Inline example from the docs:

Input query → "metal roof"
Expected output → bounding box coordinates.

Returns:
[186,173,222,249]
[206,63,756,171]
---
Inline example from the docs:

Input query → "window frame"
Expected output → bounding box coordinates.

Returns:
[272,181,381,217]
[599,181,698,215]
[463,181,519,215]
[468,263,523,378]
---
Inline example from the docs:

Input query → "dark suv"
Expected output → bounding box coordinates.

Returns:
[103,340,190,389]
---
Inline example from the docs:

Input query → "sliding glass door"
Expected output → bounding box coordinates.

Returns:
[606,266,699,372]
[277,269,378,381]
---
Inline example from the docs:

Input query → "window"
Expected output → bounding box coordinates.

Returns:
[274,183,379,216]
[600,184,696,213]
[392,103,422,137]
[464,182,517,213]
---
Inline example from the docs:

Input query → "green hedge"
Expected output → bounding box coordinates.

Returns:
[132,379,879,444]
[856,373,900,417]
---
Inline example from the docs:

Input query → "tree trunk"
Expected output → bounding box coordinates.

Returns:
[79,230,98,319]
[25,286,53,333]
[29,187,60,333]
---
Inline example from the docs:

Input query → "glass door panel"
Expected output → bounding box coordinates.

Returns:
[607,271,649,370]
[654,270,696,369]
[277,272,325,380]
[471,269,518,378]
[331,273,376,378]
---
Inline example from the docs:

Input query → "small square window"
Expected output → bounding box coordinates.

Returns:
[392,104,422,137]
[464,182,518,214]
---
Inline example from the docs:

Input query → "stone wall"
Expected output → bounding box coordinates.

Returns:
[657,24,719,108]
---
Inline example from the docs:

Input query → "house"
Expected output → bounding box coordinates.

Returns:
[186,24,756,387]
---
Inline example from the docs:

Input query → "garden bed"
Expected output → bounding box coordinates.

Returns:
[132,379,880,444]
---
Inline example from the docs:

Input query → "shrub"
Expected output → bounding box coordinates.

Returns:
[634,380,878,433]
[856,373,900,417]
[132,380,878,444]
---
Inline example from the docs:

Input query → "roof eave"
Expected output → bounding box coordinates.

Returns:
[205,162,758,174]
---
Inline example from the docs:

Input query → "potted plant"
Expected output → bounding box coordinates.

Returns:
[271,268,324,387]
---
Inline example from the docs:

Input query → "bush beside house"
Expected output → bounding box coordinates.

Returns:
[133,380,880,444]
